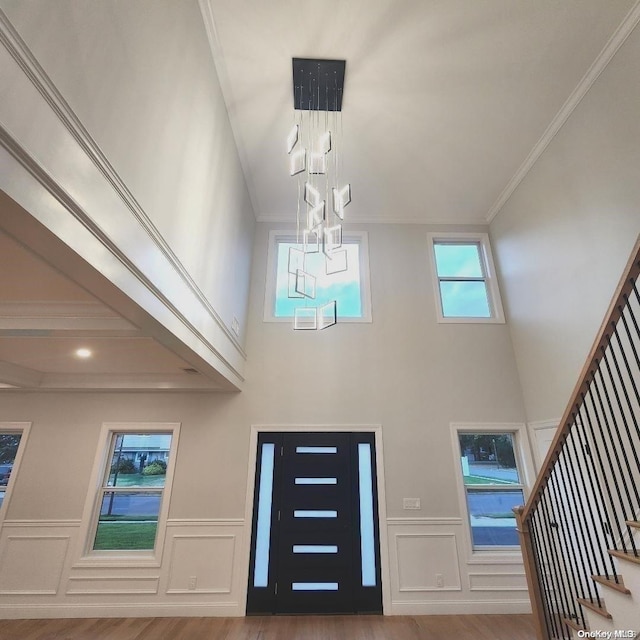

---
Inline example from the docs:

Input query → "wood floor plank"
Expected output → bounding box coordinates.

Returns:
[0,614,538,640]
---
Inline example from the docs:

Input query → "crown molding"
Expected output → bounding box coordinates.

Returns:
[0,369,222,391]
[0,10,247,371]
[256,213,487,226]
[0,301,121,318]
[37,373,222,390]
[486,0,640,223]
[0,301,140,335]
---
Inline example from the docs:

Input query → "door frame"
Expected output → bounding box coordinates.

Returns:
[241,424,390,615]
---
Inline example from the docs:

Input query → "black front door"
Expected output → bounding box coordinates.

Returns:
[247,432,382,615]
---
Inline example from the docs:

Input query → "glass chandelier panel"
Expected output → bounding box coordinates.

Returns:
[287,60,350,330]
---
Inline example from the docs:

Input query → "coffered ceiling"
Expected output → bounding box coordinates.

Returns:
[203,0,638,224]
[0,229,222,391]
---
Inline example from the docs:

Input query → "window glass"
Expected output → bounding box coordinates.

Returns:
[106,433,172,487]
[253,443,275,587]
[274,241,362,318]
[458,433,522,548]
[0,433,22,510]
[358,442,376,587]
[94,491,163,550]
[434,243,483,278]
[92,432,173,552]
[439,281,490,317]
[429,233,504,323]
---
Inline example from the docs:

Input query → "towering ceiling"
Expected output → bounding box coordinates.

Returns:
[204,0,638,224]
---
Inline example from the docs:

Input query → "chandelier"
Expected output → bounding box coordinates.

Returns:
[286,58,350,330]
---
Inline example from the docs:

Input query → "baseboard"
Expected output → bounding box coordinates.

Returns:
[0,599,531,619]
[0,601,243,619]
[389,599,532,615]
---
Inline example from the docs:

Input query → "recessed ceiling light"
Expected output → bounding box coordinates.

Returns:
[75,348,92,359]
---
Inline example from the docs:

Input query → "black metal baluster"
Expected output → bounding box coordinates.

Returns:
[547,471,586,628]
[619,299,640,374]
[610,324,640,441]
[585,385,631,553]
[530,512,561,639]
[599,348,640,504]
[539,490,575,637]
[600,346,640,543]
[577,403,622,554]
[623,284,640,365]
[566,423,618,582]
[592,366,638,539]
[556,439,600,606]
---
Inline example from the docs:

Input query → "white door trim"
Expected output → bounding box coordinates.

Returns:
[241,424,390,615]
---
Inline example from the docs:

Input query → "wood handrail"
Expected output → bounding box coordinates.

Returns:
[521,233,640,523]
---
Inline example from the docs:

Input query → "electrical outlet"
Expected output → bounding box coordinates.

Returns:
[231,317,240,337]
[436,573,444,588]
[402,497,421,510]
[188,576,197,590]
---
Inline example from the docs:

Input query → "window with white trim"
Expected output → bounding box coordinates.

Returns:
[264,230,372,323]
[0,423,29,517]
[428,232,504,323]
[89,428,178,553]
[455,428,527,550]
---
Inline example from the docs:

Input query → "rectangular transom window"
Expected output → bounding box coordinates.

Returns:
[91,430,177,553]
[264,231,372,323]
[457,431,525,549]
[428,232,504,323]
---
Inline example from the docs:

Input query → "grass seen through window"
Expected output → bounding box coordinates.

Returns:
[92,432,171,552]
[94,520,158,550]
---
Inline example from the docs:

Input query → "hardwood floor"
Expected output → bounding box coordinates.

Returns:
[0,614,538,640]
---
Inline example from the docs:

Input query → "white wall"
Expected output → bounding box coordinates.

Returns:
[242,222,532,614]
[0,221,533,617]
[490,23,640,423]
[0,392,248,618]
[0,0,255,387]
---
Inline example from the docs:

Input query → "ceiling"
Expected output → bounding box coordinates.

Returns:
[0,229,222,391]
[204,0,638,224]
[1,1,637,391]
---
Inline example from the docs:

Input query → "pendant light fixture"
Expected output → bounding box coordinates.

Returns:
[286,58,351,330]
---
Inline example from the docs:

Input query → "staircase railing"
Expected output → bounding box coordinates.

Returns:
[515,235,640,640]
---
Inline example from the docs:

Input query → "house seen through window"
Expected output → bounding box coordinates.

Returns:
[92,432,173,551]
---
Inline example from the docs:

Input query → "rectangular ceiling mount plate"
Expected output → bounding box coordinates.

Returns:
[293,58,346,111]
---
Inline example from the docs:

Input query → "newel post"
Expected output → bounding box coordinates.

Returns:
[514,505,547,640]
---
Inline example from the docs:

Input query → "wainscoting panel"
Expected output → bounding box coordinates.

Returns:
[0,518,245,618]
[396,533,461,592]
[0,534,69,595]
[66,575,160,595]
[166,534,236,594]
[468,572,528,592]
[0,514,531,617]
[386,517,531,615]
